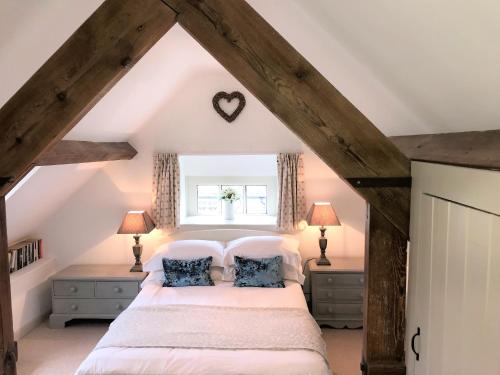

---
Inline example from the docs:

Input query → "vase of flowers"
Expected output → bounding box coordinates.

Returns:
[220,187,239,220]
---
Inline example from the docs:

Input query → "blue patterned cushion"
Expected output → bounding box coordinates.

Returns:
[162,256,214,287]
[234,255,285,288]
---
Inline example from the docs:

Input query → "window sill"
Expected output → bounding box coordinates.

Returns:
[180,215,277,230]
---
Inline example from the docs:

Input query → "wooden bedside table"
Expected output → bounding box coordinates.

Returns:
[49,265,147,328]
[307,257,364,329]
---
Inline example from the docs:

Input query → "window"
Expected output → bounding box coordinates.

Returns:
[245,185,267,215]
[195,184,269,216]
[197,185,221,215]
[180,154,277,225]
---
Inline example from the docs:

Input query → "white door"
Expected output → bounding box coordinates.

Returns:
[406,162,500,375]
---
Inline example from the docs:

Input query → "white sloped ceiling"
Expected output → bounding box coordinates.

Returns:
[2,0,497,240]
[290,0,500,134]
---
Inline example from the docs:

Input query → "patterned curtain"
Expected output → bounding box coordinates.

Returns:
[152,153,180,231]
[276,153,306,231]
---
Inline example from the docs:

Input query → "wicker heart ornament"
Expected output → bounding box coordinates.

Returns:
[212,91,246,123]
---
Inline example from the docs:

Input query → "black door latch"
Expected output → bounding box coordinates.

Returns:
[411,327,421,361]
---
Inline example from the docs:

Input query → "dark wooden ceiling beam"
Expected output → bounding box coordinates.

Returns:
[390,129,500,170]
[0,0,177,196]
[162,0,411,237]
[36,140,137,166]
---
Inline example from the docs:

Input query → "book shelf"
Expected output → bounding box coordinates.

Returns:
[8,239,43,274]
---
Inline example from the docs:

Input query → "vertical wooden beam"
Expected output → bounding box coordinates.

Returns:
[0,197,16,375]
[362,205,407,375]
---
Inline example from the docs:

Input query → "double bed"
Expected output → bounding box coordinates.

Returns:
[76,230,331,375]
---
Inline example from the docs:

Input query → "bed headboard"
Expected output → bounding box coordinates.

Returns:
[169,228,293,243]
[164,228,310,291]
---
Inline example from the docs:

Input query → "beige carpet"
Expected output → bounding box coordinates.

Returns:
[17,320,362,375]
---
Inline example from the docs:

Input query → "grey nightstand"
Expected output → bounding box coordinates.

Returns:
[49,265,147,328]
[307,258,364,329]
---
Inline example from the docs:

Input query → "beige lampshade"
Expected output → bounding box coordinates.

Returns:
[117,211,155,234]
[306,202,341,227]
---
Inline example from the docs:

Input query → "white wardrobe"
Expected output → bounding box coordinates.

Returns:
[406,162,500,375]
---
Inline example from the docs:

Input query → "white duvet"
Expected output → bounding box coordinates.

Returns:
[76,280,331,375]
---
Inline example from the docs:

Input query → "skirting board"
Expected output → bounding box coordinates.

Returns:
[14,313,49,340]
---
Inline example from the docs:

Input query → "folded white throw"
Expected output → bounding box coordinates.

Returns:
[96,304,328,365]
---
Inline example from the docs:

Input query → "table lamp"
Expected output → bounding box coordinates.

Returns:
[117,210,155,272]
[306,202,341,266]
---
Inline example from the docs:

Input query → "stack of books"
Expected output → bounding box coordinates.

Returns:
[8,239,43,273]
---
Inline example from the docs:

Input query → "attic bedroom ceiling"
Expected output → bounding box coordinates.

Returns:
[1,0,497,230]
[4,0,500,140]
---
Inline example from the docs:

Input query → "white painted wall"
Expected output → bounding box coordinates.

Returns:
[10,258,57,339]
[180,155,278,177]
[30,69,366,270]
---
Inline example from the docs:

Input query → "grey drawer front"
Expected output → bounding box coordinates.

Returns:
[95,281,139,298]
[315,303,363,319]
[52,298,132,315]
[53,281,94,298]
[317,288,364,302]
[313,273,364,288]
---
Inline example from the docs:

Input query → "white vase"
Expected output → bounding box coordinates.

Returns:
[223,200,235,220]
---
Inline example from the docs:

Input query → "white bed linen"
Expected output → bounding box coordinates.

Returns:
[76,281,330,375]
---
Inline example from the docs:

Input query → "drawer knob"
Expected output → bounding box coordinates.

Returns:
[69,286,77,293]
[327,277,333,284]
[360,292,364,298]
[115,304,123,311]
[359,277,364,284]
[113,287,122,293]
[327,292,333,298]
[327,306,333,313]
[71,304,78,311]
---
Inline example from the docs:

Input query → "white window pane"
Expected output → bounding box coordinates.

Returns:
[221,185,244,214]
[246,185,266,197]
[246,186,267,214]
[198,185,220,197]
[197,185,220,215]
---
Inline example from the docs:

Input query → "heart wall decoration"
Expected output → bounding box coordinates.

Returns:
[212,91,246,123]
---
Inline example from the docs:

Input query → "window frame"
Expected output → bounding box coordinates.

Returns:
[194,183,269,216]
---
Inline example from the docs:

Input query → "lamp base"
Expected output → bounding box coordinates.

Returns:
[317,226,331,266]
[130,263,143,272]
[316,256,331,266]
[131,235,143,272]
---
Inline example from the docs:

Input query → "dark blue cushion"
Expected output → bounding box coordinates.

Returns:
[162,256,214,287]
[234,255,285,288]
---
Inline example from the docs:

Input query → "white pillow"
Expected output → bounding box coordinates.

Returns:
[223,236,304,284]
[143,240,225,272]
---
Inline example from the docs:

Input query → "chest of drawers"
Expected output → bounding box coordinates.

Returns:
[49,265,147,328]
[308,258,364,329]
